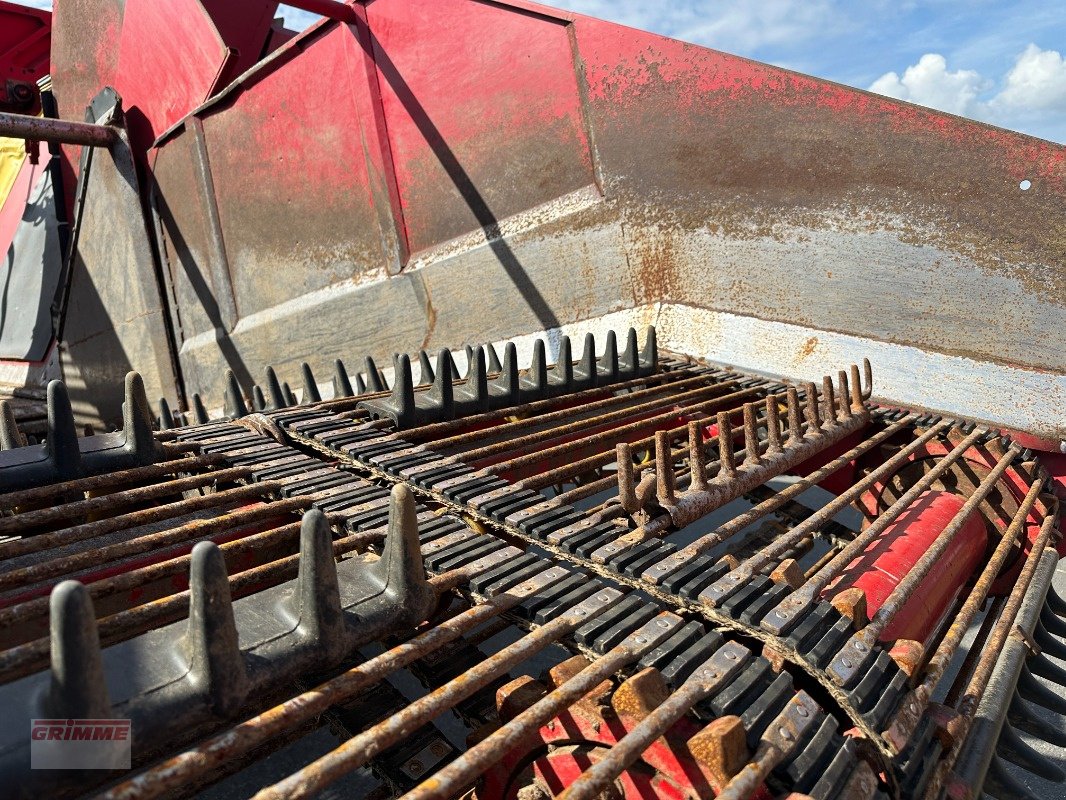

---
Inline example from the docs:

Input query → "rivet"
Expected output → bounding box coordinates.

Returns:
[635,636,647,644]
[779,727,793,742]
[597,594,610,601]
[656,619,671,628]
[854,642,867,653]
[725,651,738,661]
[841,657,853,668]
[574,609,587,616]
[797,706,809,718]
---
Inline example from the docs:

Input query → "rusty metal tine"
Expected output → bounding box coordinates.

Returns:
[688,420,708,491]
[557,642,751,800]
[742,404,762,467]
[486,386,761,475]
[822,376,836,424]
[655,430,676,504]
[649,415,915,576]
[520,409,746,493]
[717,411,737,480]
[248,590,621,800]
[785,387,802,444]
[764,396,782,454]
[837,370,851,419]
[862,358,873,399]
[96,592,539,800]
[849,364,863,410]
[804,381,821,430]
[0,454,224,511]
[616,443,639,513]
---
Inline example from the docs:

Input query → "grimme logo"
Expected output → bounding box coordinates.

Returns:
[30,719,131,769]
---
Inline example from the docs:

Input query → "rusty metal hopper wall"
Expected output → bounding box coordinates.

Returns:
[49,0,1065,441]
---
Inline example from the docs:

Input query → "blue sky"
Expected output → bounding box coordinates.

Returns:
[13,1,1066,143]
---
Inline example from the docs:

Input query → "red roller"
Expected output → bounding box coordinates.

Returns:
[823,490,988,644]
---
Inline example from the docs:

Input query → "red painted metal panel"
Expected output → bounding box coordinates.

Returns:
[113,0,234,151]
[0,0,50,114]
[366,0,597,254]
[197,23,393,317]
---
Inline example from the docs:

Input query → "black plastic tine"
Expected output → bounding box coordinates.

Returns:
[264,367,286,410]
[186,541,248,715]
[302,363,322,403]
[428,349,455,418]
[620,327,639,378]
[332,359,354,398]
[528,339,548,392]
[485,342,503,373]
[294,509,344,657]
[418,350,435,385]
[157,397,174,431]
[192,392,209,424]
[390,353,416,427]
[364,357,386,392]
[46,580,111,718]
[283,382,298,407]
[640,326,658,371]
[374,484,433,605]
[598,329,619,382]
[46,379,80,480]
[224,369,249,417]
[551,335,573,391]
[124,372,160,459]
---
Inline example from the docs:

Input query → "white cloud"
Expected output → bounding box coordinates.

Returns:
[869,46,1066,139]
[868,54,989,118]
[991,43,1066,112]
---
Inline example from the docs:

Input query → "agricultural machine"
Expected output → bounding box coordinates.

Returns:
[0,1,1063,799]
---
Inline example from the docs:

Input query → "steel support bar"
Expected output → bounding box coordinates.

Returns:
[0,112,117,147]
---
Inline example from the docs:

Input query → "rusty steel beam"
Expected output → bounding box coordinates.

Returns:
[0,111,117,147]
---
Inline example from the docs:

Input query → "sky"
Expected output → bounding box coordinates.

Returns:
[12,0,1066,143]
